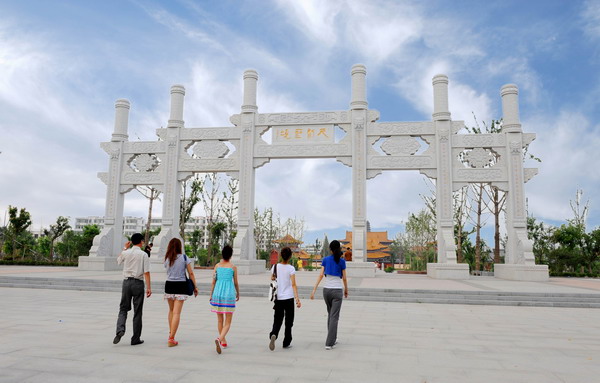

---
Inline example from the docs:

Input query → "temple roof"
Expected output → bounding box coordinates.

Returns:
[340,231,392,251]
[274,234,303,244]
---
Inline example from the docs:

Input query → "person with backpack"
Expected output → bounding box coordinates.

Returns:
[310,240,348,350]
[268,247,301,351]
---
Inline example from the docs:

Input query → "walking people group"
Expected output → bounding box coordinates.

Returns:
[113,233,348,353]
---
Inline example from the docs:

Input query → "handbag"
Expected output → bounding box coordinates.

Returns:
[183,254,195,296]
[268,263,278,302]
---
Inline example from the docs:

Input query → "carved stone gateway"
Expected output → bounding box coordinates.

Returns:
[78,65,548,281]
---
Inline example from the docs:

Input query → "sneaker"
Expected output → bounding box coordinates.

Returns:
[325,345,334,350]
[269,335,276,351]
[113,331,124,344]
[283,344,293,349]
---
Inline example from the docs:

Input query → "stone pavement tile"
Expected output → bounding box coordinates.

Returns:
[8,356,103,377]
[465,368,564,383]
[0,368,40,383]
[3,287,600,382]
[182,370,279,383]
[22,372,116,383]
[90,364,189,383]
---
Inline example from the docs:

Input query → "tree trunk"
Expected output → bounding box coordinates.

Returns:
[493,187,501,264]
[145,190,154,246]
[456,221,463,263]
[475,184,483,272]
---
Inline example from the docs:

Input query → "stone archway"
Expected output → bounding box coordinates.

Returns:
[78,65,548,281]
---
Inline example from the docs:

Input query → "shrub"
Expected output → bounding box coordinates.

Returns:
[384,266,395,273]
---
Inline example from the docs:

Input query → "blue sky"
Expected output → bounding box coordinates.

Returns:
[1,0,600,246]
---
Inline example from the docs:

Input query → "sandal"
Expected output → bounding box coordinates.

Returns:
[215,338,222,354]
[220,341,228,348]
[168,337,178,347]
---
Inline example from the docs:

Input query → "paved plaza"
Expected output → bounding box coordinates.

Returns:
[1,273,600,382]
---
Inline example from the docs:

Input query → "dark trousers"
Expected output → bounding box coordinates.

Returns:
[323,288,343,347]
[116,278,145,342]
[270,298,295,347]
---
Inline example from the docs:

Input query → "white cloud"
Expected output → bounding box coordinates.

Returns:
[1,0,599,245]
[525,110,600,224]
[581,0,600,40]
[274,0,343,46]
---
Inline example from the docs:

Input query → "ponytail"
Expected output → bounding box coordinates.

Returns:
[330,240,342,264]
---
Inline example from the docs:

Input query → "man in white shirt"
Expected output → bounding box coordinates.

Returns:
[113,233,151,345]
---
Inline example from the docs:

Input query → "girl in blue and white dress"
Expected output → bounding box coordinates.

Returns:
[209,245,239,354]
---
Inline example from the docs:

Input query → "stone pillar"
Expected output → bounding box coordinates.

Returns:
[495,84,548,281]
[347,64,375,277]
[80,99,130,270]
[151,85,185,270]
[427,75,469,279]
[233,70,265,274]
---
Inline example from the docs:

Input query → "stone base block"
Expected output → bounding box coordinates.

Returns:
[427,263,470,280]
[494,264,549,281]
[346,262,376,278]
[78,256,122,271]
[234,259,267,275]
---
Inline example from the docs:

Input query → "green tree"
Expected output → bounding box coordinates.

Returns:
[209,222,227,265]
[550,224,585,274]
[43,216,70,259]
[527,216,555,265]
[582,228,600,274]
[221,178,239,246]
[35,236,51,259]
[180,175,203,244]
[4,206,32,258]
[321,234,330,258]
[54,225,100,261]
[188,228,204,260]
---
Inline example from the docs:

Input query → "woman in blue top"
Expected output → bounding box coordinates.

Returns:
[164,238,198,347]
[209,245,239,354]
[310,240,349,350]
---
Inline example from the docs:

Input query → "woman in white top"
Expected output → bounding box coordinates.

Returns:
[269,247,301,350]
[164,238,198,347]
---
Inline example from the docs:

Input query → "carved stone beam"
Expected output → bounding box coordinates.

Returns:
[255,111,351,126]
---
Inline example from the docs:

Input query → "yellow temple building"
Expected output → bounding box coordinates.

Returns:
[339,231,393,263]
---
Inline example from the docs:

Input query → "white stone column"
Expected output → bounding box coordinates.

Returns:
[427,75,469,279]
[495,84,548,281]
[347,64,375,277]
[233,70,265,274]
[151,85,185,269]
[80,99,130,270]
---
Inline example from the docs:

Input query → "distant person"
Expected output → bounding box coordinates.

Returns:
[310,239,348,350]
[344,250,352,262]
[269,247,301,351]
[113,233,151,346]
[209,245,239,354]
[164,238,198,347]
[144,242,153,257]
